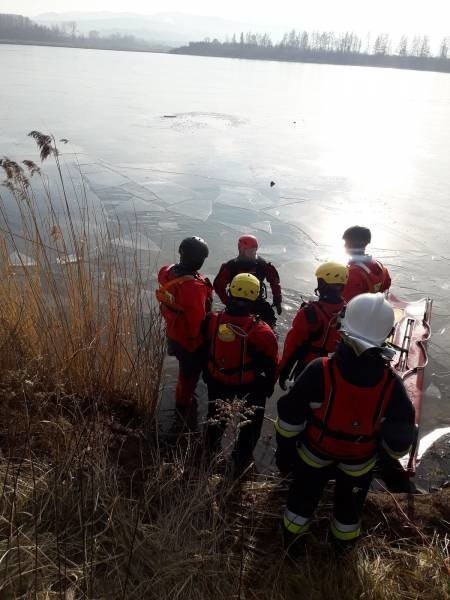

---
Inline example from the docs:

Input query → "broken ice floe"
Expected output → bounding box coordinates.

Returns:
[216,187,275,210]
[110,234,160,252]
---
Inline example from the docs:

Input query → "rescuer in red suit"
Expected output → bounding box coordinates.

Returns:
[275,293,415,554]
[213,235,282,328]
[278,262,348,390]
[156,237,212,409]
[204,273,279,473]
[342,226,391,302]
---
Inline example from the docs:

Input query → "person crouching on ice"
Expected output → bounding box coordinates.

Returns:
[156,237,212,411]
[278,262,348,391]
[213,235,282,328]
[343,225,391,302]
[275,293,415,555]
[204,273,279,474]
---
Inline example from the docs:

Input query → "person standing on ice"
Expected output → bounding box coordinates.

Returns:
[342,226,391,302]
[156,237,212,411]
[204,273,279,474]
[278,262,348,391]
[275,293,415,555]
[213,235,282,328]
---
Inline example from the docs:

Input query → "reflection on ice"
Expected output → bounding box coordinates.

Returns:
[216,221,257,234]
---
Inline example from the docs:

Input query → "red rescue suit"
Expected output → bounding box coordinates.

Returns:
[213,257,282,305]
[207,313,257,386]
[157,264,213,407]
[157,264,212,353]
[343,258,391,302]
[279,299,344,381]
[305,357,396,461]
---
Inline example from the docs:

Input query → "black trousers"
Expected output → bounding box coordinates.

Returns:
[205,379,267,461]
[254,299,276,328]
[287,456,373,531]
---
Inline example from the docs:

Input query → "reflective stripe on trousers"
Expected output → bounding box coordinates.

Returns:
[330,517,361,541]
[338,457,376,477]
[275,417,305,438]
[283,509,310,535]
[297,444,334,468]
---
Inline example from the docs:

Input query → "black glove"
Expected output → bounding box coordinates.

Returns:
[273,301,282,316]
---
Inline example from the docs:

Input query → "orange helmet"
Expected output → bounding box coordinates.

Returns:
[238,235,258,252]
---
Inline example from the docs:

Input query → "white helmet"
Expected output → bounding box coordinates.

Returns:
[340,293,394,354]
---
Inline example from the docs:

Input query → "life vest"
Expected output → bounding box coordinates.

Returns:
[302,301,343,360]
[155,273,196,313]
[227,257,268,299]
[350,260,390,294]
[207,312,257,386]
[305,357,395,460]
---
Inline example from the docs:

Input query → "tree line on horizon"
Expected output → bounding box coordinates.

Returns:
[200,29,449,60]
[0,13,156,51]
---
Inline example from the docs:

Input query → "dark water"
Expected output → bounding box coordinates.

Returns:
[1,44,449,453]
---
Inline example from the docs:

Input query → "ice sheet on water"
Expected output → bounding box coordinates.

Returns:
[215,221,257,234]
[168,197,213,222]
[258,245,287,256]
[110,234,160,252]
[425,383,442,400]
[85,170,129,189]
[251,221,272,234]
[105,197,166,215]
[158,221,179,231]
[8,252,36,267]
[216,187,274,210]
[141,181,196,206]
[118,182,159,203]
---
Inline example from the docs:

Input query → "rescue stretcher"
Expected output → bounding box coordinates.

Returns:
[387,293,433,476]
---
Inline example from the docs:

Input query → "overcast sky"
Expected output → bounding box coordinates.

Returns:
[2,0,450,38]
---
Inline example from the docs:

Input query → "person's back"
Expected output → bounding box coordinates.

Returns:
[205,273,279,472]
[213,235,282,327]
[158,263,211,353]
[342,226,391,302]
[156,236,212,409]
[275,293,415,553]
[279,262,347,390]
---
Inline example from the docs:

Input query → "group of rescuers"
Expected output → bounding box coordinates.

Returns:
[156,225,415,553]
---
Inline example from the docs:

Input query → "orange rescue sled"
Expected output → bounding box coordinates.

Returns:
[388,293,433,475]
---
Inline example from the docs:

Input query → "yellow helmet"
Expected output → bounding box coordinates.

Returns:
[315,262,348,285]
[229,273,260,301]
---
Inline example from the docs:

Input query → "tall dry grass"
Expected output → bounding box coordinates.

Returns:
[0,134,448,599]
[0,133,165,413]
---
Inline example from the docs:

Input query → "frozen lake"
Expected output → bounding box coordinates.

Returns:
[1,43,449,443]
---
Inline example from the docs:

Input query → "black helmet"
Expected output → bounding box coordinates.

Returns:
[342,225,371,247]
[179,236,209,270]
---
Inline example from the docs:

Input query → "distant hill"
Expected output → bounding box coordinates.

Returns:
[34,11,285,47]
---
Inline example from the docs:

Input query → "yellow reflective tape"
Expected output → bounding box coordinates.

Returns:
[338,459,376,477]
[283,516,310,535]
[382,440,410,459]
[274,418,301,438]
[331,521,360,541]
[298,447,330,469]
